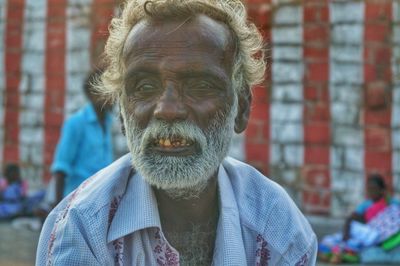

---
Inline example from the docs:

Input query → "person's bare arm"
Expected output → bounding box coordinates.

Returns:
[54,171,66,205]
[342,212,364,241]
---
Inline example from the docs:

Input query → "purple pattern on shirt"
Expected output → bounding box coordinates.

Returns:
[153,228,179,266]
[295,253,309,266]
[255,234,270,266]
[108,196,124,265]
[113,238,125,266]
[46,178,92,266]
[108,195,122,227]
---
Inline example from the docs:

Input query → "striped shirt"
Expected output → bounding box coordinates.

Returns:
[36,154,317,265]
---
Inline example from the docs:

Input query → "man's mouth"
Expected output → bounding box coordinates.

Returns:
[153,137,194,148]
[150,136,196,156]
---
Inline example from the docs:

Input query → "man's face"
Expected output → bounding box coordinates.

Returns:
[120,15,240,196]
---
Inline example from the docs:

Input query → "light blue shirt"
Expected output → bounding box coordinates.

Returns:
[51,103,113,195]
[38,154,317,265]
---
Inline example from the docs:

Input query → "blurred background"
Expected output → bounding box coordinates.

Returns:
[0,0,399,265]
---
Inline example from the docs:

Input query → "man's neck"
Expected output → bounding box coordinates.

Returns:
[154,175,219,229]
[154,175,219,264]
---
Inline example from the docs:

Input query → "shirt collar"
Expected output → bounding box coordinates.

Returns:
[213,164,247,265]
[107,171,161,243]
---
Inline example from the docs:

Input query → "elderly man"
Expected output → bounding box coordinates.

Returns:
[37,0,317,265]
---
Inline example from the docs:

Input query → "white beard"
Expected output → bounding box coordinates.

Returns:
[121,97,237,198]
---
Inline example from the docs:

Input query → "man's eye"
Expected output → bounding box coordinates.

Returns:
[137,83,158,92]
[192,82,213,91]
[186,81,222,98]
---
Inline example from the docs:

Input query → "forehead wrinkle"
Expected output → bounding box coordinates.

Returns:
[123,15,234,59]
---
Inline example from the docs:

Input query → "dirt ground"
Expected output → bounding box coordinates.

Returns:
[0,221,40,266]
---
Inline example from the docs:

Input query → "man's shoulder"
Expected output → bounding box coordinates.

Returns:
[222,157,316,259]
[52,154,133,218]
[63,104,91,125]
[222,157,296,215]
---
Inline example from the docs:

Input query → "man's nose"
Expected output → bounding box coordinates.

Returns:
[153,85,188,121]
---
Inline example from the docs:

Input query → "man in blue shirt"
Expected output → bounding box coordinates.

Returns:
[51,69,113,204]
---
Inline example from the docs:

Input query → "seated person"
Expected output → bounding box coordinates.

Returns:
[0,164,28,219]
[343,174,399,241]
[319,174,400,263]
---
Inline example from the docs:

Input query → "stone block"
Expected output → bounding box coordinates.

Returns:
[271,122,303,143]
[304,145,330,165]
[23,26,46,52]
[271,84,303,102]
[304,122,330,144]
[329,84,361,105]
[20,128,43,146]
[274,4,302,25]
[228,133,245,161]
[331,146,344,169]
[67,26,91,51]
[330,169,364,202]
[66,49,91,73]
[21,54,45,75]
[393,129,400,149]
[393,85,400,105]
[365,127,391,149]
[25,0,47,19]
[331,24,364,44]
[29,77,45,92]
[305,61,329,82]
[272,45,303,61]
[20,94,44,110]
[20,110,43,127]
[66,73,87,93]
[272,26,303,45]
[270,142,283,164]
[272,61,303,83]
[249,102,269,120]
[271,102,302,122]
[332,126,363,147]
[331,102,360,125]
[244,120,259,140]
[283,144,303,167]
[344,147,364,172]
[245,142,269,162]
[364,151,392,171]
[330,45,363,63]
[330,61,363,84]
[330,1,364,23]
[279,168,299,186]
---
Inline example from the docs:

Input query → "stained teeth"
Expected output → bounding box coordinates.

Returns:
[155,138,192,147]
[164,139,171,146]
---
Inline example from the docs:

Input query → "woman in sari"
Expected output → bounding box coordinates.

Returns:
[319,174,400,263]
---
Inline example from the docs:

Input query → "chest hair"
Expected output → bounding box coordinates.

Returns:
[165,221,217,266]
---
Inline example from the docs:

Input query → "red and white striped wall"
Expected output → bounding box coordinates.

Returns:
[393,1,400,197]
[0,0,399,215]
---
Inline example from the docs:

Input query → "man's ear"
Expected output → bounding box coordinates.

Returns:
[234,88,252,133]
[119,112,126,136]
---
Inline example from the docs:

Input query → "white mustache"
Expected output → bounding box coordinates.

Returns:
[139,120,207,153]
